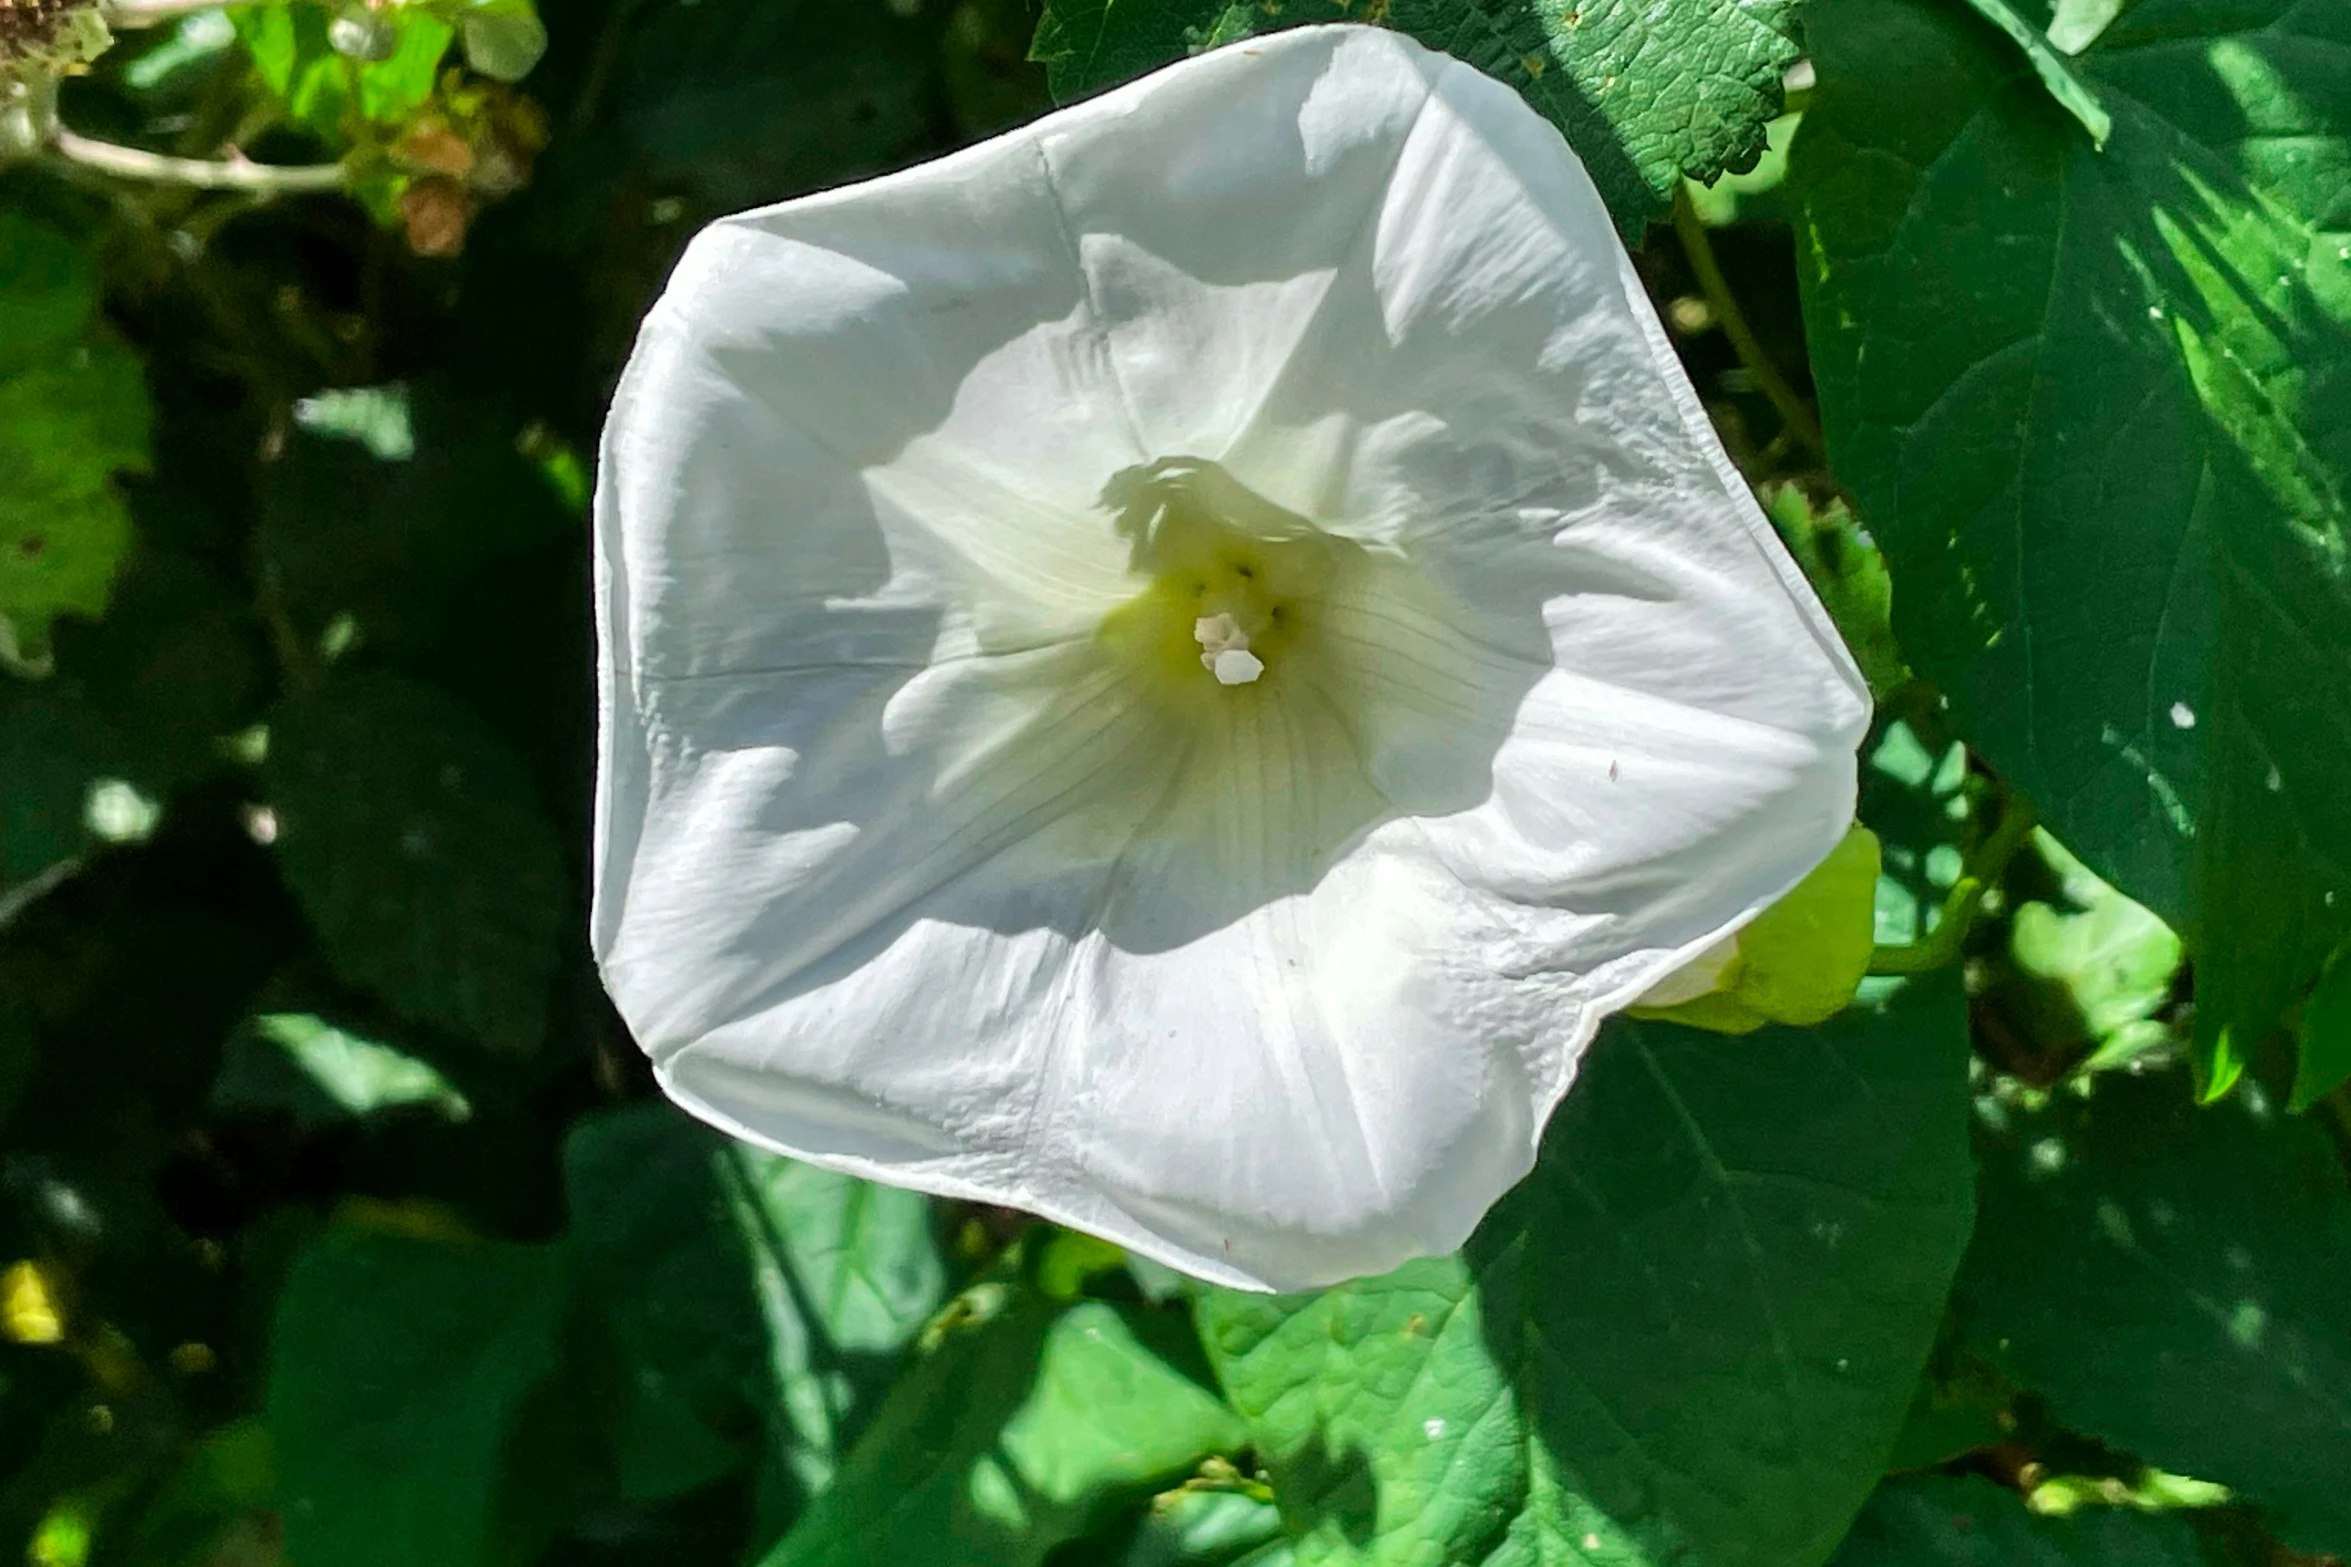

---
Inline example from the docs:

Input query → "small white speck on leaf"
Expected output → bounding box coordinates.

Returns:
[1423,1417,1447,1440]
[2169,702,2195,729]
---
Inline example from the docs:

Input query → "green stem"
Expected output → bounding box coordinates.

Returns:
[102,0,260,27]
[1868,792,2039,975]
[51,129,346,192]
[1670,183,1826,459]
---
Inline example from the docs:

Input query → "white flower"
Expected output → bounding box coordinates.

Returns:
[592,24,1869,1292]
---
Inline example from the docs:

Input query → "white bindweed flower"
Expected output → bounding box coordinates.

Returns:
[592,24,1870,1292]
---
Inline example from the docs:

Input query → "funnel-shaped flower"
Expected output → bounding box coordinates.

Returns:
[593,24,1869,1292]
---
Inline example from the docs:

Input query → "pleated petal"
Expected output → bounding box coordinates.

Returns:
[595,23,1870,1291]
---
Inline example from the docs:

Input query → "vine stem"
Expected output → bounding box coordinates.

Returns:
[51,128,346,192]
[1669,182,1826,459]
[102,0,257,27]
[1869,793,2040,975]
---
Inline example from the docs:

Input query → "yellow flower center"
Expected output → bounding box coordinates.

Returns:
[1093,459,1359,711]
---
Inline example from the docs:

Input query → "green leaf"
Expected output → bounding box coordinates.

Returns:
[1684,111,1802,228]
[0,685,110,889]
[564,1104,766,1501]
[1828,1475,2226,1566]
[2001,831,2185,1072]
[234,1,454,141]
[563,1104,948,1508]
[1791,0,2351,1083]
[1028,0,1800,233]
[1201,976,1975,1567]
[212,1011,470,1128]
[1759,484,1911,701]
[457,0,546,82]
[2293,939,2351,1108]
[1952,0,2113,147]
[1955,1066,2351,1554]
[266,1227,568,1567]
[0,213,98,372]
[0,215,151,667]
[264,672,565,1053]
[764,1294,1247,1567]
[1115,1492,1294,1567]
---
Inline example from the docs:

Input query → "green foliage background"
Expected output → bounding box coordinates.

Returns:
[0,0,2345,1564]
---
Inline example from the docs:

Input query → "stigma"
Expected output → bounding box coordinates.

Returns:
[1194,612,1265,685]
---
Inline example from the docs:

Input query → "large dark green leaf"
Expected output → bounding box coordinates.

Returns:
[1029,0,1798,233]
[1201,977,1975,1567]
[266,1226,569,1567]
[1955,1066,2351,1554]
[763,1293,1247,1567]
[1792,0,2351,1089]
[0,686,107,893]
[562,1102,948,1509]
[265,672,566,1053]
[1829,1475,2227,1566]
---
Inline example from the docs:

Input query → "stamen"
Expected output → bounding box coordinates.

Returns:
[1194,613,1264,685]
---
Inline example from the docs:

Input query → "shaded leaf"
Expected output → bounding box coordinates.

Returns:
[562,1103,947,1510]
[2293,939,2351,1107]
[265,672,565,1053]
[1202,976,1975,1566]
[1956,1067,2351,1554]
[267,1227,568,1567]
[1953,0,2112,147]
[1829,1475,2226,1566]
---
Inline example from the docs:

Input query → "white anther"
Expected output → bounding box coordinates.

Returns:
[1212,648,1265,685]
[1195,613,1263,684]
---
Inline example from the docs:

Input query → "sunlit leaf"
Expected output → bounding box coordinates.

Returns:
[1030,0,1800,233]
[1793,0,2351,1090]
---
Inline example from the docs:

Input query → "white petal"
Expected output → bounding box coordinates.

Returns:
[596,23,1871,1292]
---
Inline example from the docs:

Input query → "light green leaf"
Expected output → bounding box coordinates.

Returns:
[720,1137,950,1507]
[292,385,416,461]
[2003,831,2184,1071]
[1829,1475,2225,1565]
[1029,0,1800,233]
[234,1,454,141]
[1954,0,2113,146]
[213,1011,468,1127]
[562,1104,947,1509]
[1685,112,1802,228]
[1202,976,1975,1567]
[267,1227,568,1567]
[1760,484,1910,701]
[1956,1066,2351,1554]
[764,1294,1247,1567]
[264,672,565,1053]
[1792,0,2351,1090]
[1118,1492,1294,1567]
[458,0,546,82]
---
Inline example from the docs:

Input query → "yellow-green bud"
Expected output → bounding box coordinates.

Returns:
[1631,824,1883,1034]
